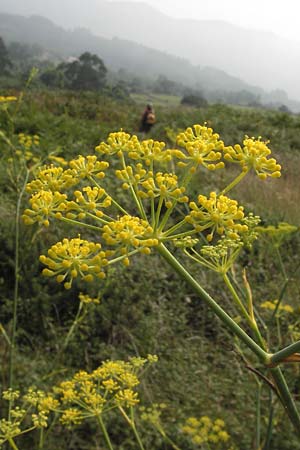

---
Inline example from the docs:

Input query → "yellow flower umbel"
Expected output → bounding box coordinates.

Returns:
[102,215,158,261]
[96,131,140,156]
[26,165,77,193]
[55,355,157,426]
[0,388,58,447]
[176,124,225,171]
[224,136,281,179]
[39,237,108,289]
[23,123,282,290]
[181,416,231,448]
[186,192,247,241]
[22,190,68,227]
[69,155,109,179]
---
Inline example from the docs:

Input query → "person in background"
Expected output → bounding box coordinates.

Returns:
[139,103,156,133]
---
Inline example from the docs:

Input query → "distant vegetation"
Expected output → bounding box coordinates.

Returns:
[0,12,298,112]
[1,20,300,448]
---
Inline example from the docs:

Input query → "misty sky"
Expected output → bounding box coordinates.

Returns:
[110,0,300,42]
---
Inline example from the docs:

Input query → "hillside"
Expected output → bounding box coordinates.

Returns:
[0,12,263,96]
[1,0,300,102]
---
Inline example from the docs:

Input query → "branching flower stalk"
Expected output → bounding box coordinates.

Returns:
[22,123,300,438]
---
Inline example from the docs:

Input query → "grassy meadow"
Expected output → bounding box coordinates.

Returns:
[1,88,300,450]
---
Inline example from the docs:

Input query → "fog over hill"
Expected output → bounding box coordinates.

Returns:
[1,0,300,102]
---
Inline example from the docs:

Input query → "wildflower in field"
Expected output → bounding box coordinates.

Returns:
[176,124,225,171]
[261,300,294,314]
[55,355,157,426]
[22,123,281,290]
[181,415,231,448]
[102,215,158,255]
[0,96,17,103]
[69,155,109,179]
[0,388,58,446]
[78,292,100,304]
[96,131,140,156]
[186,192,247,241]
[26,165,77,193]
[22,190,68,227]
[39,237,108,289]
[256,222,298,247]
[224,136,281,179]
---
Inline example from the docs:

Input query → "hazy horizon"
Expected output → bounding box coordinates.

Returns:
[1,0,300,104]
[109,0,300,43]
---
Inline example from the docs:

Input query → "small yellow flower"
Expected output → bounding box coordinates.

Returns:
[224,136,281,179]
[69,155,109,179]
[22,190,68,227]
[39,237,108,289]
[186,192,247,241]
[176,124,225,171]
[26,165,77,193]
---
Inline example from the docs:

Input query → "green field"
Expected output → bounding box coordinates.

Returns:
[1,88,300,450]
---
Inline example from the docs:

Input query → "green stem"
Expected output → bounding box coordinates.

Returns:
[58,216,102,232]
[269,367,300,435]
[156,243,268,362]
[88,175,129,215]
[61,301,84,352]
[255,382,262,449]
[263,389,274,450]
[223,273,250,320]
[270,340,300,365]
[7,438,19,450]
[39,427,44,450]
[271,279,289,321]
[221,169,249,195]
[130,407,146,450]
[96,415,114,450]
[9,168,30,419]
[223,274,266,349]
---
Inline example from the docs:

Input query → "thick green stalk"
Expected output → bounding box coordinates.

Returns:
[269,367,300,435]
[156,243,268,362]
[7,438,19,450]
[156,243,300,435]
[270,340,300,365]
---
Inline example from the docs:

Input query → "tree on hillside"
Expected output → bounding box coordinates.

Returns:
[59,52,107,91]
[0,37,12,75]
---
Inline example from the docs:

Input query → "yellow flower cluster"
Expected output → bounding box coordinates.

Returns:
[55,355,157,426]
[22,190,68,227]
[0,95,17,103]
[224,137,281,179]
[181,416,231,448]
[261,300,294,314]
[69,155,109,179]
[26,165,77,193]
[22,123,282,289]
[0,388,58,446]
[256,222,298,247]
[96,131,140,156]
[39,237,108,289]
[78,292,100,304]
[138,171,188,206]
[70,187,111,218]
[186,192,247,241]
[18,133,39,148]
[176,124,225,171]
[102,215,158,260]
